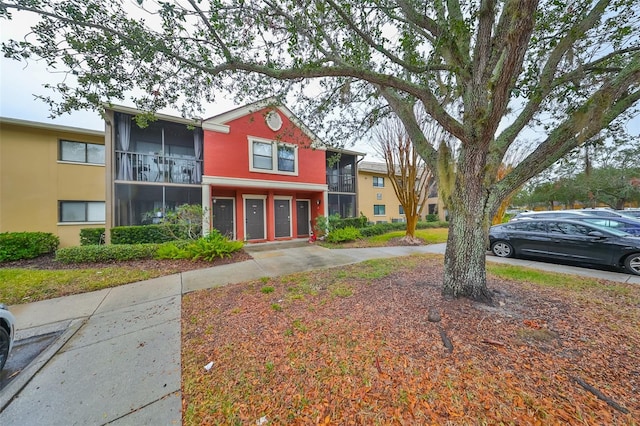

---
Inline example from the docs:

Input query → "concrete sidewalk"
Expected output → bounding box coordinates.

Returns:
[1,242,638,425]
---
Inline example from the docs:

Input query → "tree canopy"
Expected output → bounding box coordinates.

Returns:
[2,0,639,300]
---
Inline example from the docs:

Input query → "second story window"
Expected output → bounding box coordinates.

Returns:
[373,176,384,187]
[60,140,105,164]
[277,145,295,172]
[252,141,273,170]
[374,204,386,216]
[249,138,298,175]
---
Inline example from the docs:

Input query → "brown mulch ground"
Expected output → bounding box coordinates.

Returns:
[182,255,640,425]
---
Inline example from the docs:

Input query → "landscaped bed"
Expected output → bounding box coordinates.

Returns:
[182,254,639,424]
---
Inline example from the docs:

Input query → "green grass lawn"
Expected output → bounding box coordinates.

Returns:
[0,267,169,306]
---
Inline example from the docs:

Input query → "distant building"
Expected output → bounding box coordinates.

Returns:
[357,161,445,223]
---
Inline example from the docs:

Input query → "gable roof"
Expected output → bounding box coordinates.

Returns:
[202,97,325,148]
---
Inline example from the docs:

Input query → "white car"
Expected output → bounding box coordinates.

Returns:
[0,304,16,371]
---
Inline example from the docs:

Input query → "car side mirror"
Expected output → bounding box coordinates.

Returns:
[588,231,605,238]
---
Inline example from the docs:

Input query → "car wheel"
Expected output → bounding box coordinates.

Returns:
[491,241,514,258]
[624,253,640,276]
[0,327,9,371]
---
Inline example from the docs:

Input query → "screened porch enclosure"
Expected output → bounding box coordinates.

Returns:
[114,183,202,226]
[114,113,203,184]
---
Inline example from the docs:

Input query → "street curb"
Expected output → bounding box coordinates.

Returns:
[0,319,84,412]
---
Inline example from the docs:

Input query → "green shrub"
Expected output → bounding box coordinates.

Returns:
[55,243,158,264]
[425,214,439,222]
[111,224,191,244]
[80,228,105,245]
[359,221,405,237]
[326,226,362,243]
[154,240,193,260]
[155,230,244,261]
[333,214,368,230]
[0,232,60,262]
[416,221,449,229]
[357,220,448,238]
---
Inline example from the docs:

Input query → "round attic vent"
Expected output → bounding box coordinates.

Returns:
[265,110,283,131]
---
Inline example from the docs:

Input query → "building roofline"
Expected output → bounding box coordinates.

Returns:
[326,146,368,157]
[203,97,329,148]
[0,116,104,137]
[102,104,203,127]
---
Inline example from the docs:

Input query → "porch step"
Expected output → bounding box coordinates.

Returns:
[243,238,311,253]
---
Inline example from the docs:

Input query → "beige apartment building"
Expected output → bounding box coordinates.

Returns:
[357,161,446,223]
[0,117,106,247]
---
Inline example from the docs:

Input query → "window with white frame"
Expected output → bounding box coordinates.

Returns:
[399,205,405,215]
[59,201,106,223]
[373,176,384,187]
[374,204,386,216]
[60,140,105,164]
[249,138,298,175]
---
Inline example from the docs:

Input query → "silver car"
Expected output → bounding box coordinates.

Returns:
[0,304,16,371]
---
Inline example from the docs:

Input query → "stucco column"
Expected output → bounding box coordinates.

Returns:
[202,184,211,236]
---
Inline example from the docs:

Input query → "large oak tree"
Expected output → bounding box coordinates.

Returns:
[2,0,639,300]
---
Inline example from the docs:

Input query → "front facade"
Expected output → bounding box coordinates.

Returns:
[105,99,359,243]
[200,101,330,242]
[2,101,363,248]
[0,117,106,247]
[357,161,446,223]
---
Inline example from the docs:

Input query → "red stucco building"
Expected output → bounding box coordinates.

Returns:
[105,99,362,243]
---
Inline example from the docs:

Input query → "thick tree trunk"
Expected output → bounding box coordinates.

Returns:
[441,148,494,303]
[443,209,492,302]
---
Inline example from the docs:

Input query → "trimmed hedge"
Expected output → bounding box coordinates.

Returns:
[359,221,448,237]
[80,228,105,246]
[55,243,159,264]
[0,232,60,262]
[111,224,199,244]
[333,215,369,230]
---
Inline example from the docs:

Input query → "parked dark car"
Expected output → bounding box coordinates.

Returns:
[568,216,640,236]
[576,208,640,220]
[620,209,640,218]
[510,210,594,221]
[489,218,640,275]
[0,304,16,371]
[511,208,639,222]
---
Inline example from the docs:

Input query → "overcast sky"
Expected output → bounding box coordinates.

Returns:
[1,9,637,162]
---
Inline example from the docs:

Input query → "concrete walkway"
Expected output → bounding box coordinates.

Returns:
[1,242,638,424]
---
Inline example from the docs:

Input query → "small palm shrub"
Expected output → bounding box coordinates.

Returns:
[155,230,244,261]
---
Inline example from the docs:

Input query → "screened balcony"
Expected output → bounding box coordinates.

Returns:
[326,173,355,193]
[114,113,203,184]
